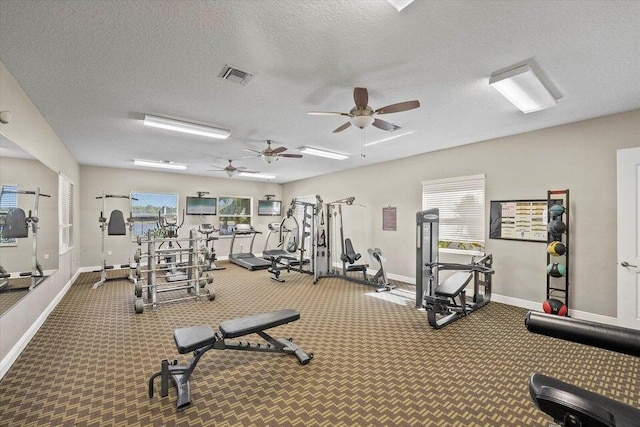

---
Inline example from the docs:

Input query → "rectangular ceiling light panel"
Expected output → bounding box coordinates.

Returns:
[238,172,275,179]
[143,114,231,139]
[387,0,415,11]
[299,147,349,160]
[489,64,557,114]
[133,159,187,170]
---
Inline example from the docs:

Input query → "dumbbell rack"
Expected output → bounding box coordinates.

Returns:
[546,189,570,310]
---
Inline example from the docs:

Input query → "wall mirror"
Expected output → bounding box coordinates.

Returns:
[0,134,59,316]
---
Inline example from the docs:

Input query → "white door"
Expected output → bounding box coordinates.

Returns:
[617,147,640,329]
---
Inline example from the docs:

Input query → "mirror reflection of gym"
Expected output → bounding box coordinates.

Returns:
[0,135,59,317]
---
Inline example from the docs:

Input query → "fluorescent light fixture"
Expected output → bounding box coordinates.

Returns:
[364,131,415,147]
[133,159,187,170]
[143,114,231,139]
[387,0,414,11]
[238,172,275,179]
[489,64,557,113]
[299,147,349,160]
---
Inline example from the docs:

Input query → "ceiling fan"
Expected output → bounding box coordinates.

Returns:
[243,140,303,164]
[307,87,420,133]
[208,160,259,177]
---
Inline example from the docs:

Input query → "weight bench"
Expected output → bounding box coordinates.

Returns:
[526,311,640,426]
[423,255,494,329]
[341,238,369,281]
[148,309,313,410]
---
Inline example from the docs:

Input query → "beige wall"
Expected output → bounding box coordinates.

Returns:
[283,110,640,318]
[79,166,283,267]
[0,62,81,364]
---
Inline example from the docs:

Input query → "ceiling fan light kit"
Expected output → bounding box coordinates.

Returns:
[143,114,231,139]
[489,64,557,113]
[299,147,349,160]
[133,159,187,170]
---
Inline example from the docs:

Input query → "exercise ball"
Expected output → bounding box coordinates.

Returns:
[543,298,568,316]
[547,241,567,257]
[547,262,567,277]
[549,204,565,219]
[547,219,566,235]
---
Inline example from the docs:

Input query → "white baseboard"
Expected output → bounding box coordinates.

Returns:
[0,268,80,380]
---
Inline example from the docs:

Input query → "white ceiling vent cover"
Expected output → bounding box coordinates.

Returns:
[218,65,253,85]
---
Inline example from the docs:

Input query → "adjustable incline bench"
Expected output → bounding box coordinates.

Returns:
[149,309,313,410]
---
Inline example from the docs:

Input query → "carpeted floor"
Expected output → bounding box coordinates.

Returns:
[1,262,638,426]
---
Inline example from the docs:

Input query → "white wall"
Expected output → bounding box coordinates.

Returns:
[283,110,640,318]
[79,165,283,267]
[0,61,81,366]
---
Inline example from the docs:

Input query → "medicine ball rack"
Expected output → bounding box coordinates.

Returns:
[546,189,570,310]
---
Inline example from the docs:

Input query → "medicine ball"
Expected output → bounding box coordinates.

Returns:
[543,298,568,316]
[547,219,566,235]
[548,204,565,219]
[547,262,567,277]
[547,241,567,257]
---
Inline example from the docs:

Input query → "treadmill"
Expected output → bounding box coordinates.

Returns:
[229,224,271,271]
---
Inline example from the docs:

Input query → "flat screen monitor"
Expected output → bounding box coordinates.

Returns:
[186,196,217,216]
[258,200,282,216]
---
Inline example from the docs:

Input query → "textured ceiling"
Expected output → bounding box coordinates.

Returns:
[1,0,639,183]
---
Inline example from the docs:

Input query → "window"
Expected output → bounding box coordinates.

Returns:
[218,196,252,236]
[0,184,18,246]
[422,174,485,254]
[130,192,179,237]
[59,175,74,253]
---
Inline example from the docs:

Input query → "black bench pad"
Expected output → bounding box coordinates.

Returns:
[435,272,473,297]
[530,373,640,426]
[174,325,216,354]
[220,309,300,339]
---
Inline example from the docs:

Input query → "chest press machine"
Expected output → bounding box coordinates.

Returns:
[148,309,313,411]
[416,208,494,329]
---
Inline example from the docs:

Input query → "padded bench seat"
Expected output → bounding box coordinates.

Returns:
[220,309,300,339]
[435,271,473,297]
[174,325,216,354]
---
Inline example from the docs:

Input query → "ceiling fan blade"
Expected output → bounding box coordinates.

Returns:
[333,121,352,133]
[375,100,420,115]
[208,165,224,170]
[272,146,287,154]
[242,148,262,154]
[307,111,350,116]
[279,153,303,158]
[354,87,368,108]
[235,166,248,170]
[372,118,397,131]
[239,169,260,174]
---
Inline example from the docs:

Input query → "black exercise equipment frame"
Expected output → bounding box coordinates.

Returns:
[525,311,640,426]
[423,254,494,329]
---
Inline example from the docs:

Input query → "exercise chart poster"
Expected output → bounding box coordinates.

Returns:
[489,200,548,242]
[383,207,397,231]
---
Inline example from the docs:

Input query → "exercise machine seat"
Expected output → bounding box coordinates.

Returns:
[174,325,216,354]
[435,271,473,298]
[220,309,300,339]
[530,373,640,427]
[2,208,28,238]
[342,238,361,264]
[107,210,127,235]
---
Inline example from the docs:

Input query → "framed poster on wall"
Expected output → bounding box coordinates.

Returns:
[489,200,550,242]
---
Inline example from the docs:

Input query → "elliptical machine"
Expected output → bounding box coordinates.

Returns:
[198,223,224,271]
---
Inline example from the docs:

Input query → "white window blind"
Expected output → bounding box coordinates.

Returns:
[422,174,485,252]
[59,174,74,253]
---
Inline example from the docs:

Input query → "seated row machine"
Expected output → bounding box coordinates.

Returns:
[422,254,494,329]
[525,311,640,426]
[148,309,313,410]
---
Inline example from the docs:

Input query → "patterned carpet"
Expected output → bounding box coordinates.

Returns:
[1,262,638,426]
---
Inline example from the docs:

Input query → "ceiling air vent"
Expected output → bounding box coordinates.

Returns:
[218,65,253,85]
